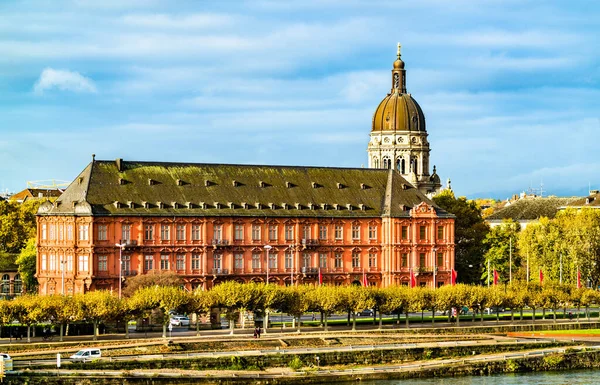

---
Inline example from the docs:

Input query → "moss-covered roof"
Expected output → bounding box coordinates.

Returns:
[38,159,452,218]
[487,197,578,221]
[563,192,600,208]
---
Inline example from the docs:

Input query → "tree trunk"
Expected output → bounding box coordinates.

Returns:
[532,308,536,323]
[229,318,234,336]
[125,319,130,339]
[553,307,557,323]
[542,308,546,320]
[432,307,435,326]
[196,315,200,336]
[422,310,425,324]
[27,325,31,343]
[373,309,377,325]
[296,317,301,333]
[577,305,581,323]
[456,308,460,327]
[65,323,69,336]
[480,309,484,325]
[264,311,269,334]
[405,310,409,329]
[378,312,383,330]
[472,309,476,323]
[347,311,351,326]
[93,320,98,340]
[511,309,514,322]
[397,311,400,326]
[324,313,329,332]
[163,322,168,338]
[59,323,64,342]
[292,317,296,330]
[520,308,523,321]
[586,305,590,321]
[352,312,357,331]
[496,309,499,323]
[320,311,324,327]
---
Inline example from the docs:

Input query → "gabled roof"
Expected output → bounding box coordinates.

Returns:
[38,159,452,219]
[10,188,62,202]
[487,197,578,221]
[562,192,600,208]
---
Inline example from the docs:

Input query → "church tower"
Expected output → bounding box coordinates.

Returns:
[368,44,442,196]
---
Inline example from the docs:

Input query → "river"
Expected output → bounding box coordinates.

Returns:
[339,369,599,384]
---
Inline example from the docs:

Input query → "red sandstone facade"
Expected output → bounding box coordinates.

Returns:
[37,202,454,294]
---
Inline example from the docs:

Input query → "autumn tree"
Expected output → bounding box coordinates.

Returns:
[483,219,520,285]
[122,271,182,297]
[16,237,37,292]
[280,285,311,332]
[81,290,121,340]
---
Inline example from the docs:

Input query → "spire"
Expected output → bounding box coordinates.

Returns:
[397,42,401,60]
[391,43,406,94]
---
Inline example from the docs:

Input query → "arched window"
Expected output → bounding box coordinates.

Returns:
[373,157,379,169]
[411,157,418,174]
[401,158,406,174]
[13,274,22,294]
[383,157,391,169]
[1,274,9,294]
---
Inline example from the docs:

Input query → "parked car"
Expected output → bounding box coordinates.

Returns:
[170,316,190,326]
[358,309,374,317]
[0,353,12,371]
[70,348,101,362]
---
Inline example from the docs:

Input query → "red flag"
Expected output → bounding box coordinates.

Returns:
[410,268,417,288]
[577,268,581,289]
[493,270,499,286]
[362,269,368,287]
[451,269,457,286]
[318,267,323,285]
[539,269,544,285]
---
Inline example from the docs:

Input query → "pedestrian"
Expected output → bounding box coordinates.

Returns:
[257,327,261,338]
[253,327,257,338]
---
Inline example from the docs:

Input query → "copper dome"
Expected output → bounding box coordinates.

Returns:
[371,92,426,132]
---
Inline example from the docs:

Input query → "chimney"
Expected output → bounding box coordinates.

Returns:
[116,158,124,172]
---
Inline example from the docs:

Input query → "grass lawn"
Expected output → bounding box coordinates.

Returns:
[532,329,600,335]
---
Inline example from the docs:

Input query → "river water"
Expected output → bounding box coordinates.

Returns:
[340,370,599,384]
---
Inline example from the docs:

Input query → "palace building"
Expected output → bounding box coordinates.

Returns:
[36,46,455,294]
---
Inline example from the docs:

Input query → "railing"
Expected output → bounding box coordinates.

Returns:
[417,266,437,274]
[301,267,318,274]
[211,268,229,275]
[121,240,138,247]
[301,239,319,246]
[211,239,230,246]
[122,270,137,276]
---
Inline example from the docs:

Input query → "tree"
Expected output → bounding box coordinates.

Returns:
[12,295,45,342]
[483,219,520,285]
[209,281,247,335]
[280,285,311,332]
[433,190,489,284]
[340,285,375,331]
[307,285,342,331]
[16,237,38,292]
[122,271,182,297]
[81,291,121,340]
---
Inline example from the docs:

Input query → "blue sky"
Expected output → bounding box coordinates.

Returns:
[1,0,599,199]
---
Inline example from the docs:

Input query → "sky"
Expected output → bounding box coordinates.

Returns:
[1,0,599,199]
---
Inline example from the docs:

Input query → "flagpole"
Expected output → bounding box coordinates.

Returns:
[487,260,490,288]
[509,237,512,285]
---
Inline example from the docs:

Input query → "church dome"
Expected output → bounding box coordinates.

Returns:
[372,93,426,132]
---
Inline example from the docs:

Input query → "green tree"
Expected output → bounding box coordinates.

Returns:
[81,291,121,340]
[280,285,311,332]
[16,237,38,292]
[307,285,342,331]
[122,271,182,297]
[12,295,45,342]
[433,190,489,284]
[340,286,375,331]
[483,219,520,285]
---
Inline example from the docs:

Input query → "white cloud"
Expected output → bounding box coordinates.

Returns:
[33,68,97,94]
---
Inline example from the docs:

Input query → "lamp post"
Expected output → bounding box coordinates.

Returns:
[115,242,126,298]
[432,247,437,289]
[264,245,272,284]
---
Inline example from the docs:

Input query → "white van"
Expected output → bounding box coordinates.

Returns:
[70,348,101,362]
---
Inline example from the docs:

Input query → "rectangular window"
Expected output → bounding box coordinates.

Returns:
[234,224,244,241]
[319,225,327,240]
[319,252,327,268]
[67,225,73,241]
[161,225,170,241]
[352,225,360,240]
[213,224,222,241]
[419,226,426,240]
[437,226,444,240]
[58,225,64,241]
[269,252,277,269]
[192,224,201,240]
[145,255,154,271]
[252,225,261,241]
[160,254,170,270]
[303,225,311,240]
[49,224,55,240]
[78,255,89,272]
[285,225,294,241]
[42,224,47,240]
[419,252,426,267]
[98,255,108,271]
[334,252,343,268]
[252,253,261,269]
[98,225,107,241]
[284,251,293,269]
[269,225,278,241]
[67,255,73,271]
[401,253,408,268]
[41,254,47,271]
[213,253,222,270]
[368,252,377,268]
[302,252,310,268]
[176,254,185,270]
[335,225,343,240]
[122,255,131,273]
[121,224,131,241]
[352,252,360,268]
[437,252,444,268]
[368,225,377,240]
[192,254,201,270]
[78,225,88,241]
[145,224,154,240]
[401,226,408,240]
[176,225,186,241]
[49,255,56,271]
[234,253,244,269]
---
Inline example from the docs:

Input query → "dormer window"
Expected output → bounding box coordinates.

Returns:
[259,181,267,188]
[114,201,121,208]
[360,183,370,190]
[205,180,214,187]
[282,203,288,210]
[233,180,241,187]
[128,201,135,209]
[214,202,221,209]
[334,204,340,210]
[346,204,353,211]
[186,202,194,209]
[295,203,302,210]
[242,202,249,209]
[255,202,262,210]
[311,182,320,188]
[228,202,234,209]
[359,204,366,211]
[286,181,294,188]
[269,203,276,209]
[337,183,345,189]
[148,178,158,185]
[119,178,127,185]
[157,201,164,209]
[321,203,328,210]
[177,179,185,186]
[200,202,207,209]
[142,201,150,209]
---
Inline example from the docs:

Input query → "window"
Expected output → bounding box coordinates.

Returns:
[352,251,360,268]
[437,226,444,239]
[161,225,170,241]
[419,226,426,240]
[335,225,343,240]
[319,225,327,240]
[66,255,73,271]
[1,275,9,294]
[49,255,56,271]
[78,255,89,272]
[285,225,294,241]
[285,251,293,269]
[252,253,261,269]
[13,274,22,294]
[437,252,444,268]
[145,225,154,240]
[191,254,201,270]
[303,225,311,240]
[176,225,186,241]
[334,252,343,268]
[192,224,201,240]
[49,224,55,240]
[145,255,154,271]
[160,255,170,270]
[234,224,244,241]
[98,225,107,241]
[419,253,426,267]
[401,253,408,268]
[121,224,131,241]
[67,225,73,240]
[269,252,277,269]
[213,224,222,241]
[269,225,278,241]
[78,225,89,241]
[122,255,131,272]
[401,226,408,240]
[213,253,222,270]
[368,252,377,268]
[58,225,64,241]
[234,253,243,269]
[42,224,47,240]
[172,254,184,270]
[352,225,360,240]
[368,225,377,240]
[98,255,108,271]
[302,253,310,268]
[252,225,261,241]
[41,254,47,271]
[319,252,327,268]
